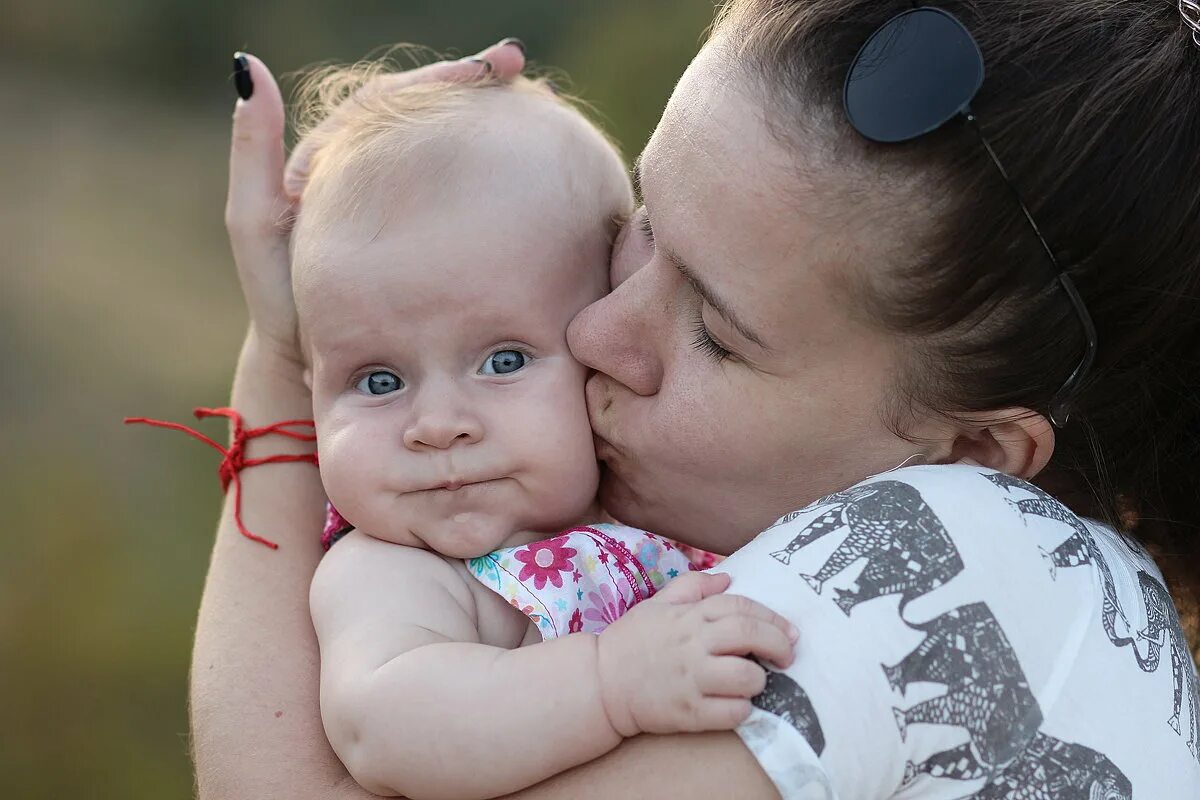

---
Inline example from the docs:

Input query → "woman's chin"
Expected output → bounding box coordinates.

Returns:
[597,463,662,535]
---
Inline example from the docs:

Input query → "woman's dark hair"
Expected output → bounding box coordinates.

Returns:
[714,0,1200,654]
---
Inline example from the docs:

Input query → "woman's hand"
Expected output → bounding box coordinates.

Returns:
[225,53,300,363]
[282,39,526,200]
[224,41,526,363]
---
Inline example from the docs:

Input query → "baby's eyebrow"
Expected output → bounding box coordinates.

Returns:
[631,156,645,204]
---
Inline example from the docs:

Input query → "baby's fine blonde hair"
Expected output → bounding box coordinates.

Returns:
[289,52,633,235]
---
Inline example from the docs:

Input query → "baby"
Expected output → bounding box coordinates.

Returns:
[293,71,796,800]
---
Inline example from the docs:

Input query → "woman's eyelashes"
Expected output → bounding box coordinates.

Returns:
[690,314,733,363]
[356,369,403,395]
[639,208,734,364]
[638,208,655,247]
[480,349,531,376]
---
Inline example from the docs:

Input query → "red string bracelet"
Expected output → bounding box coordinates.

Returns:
[124,407,318,549]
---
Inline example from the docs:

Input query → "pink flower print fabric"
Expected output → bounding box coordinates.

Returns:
[466,524,700,641]
[513,538,578,590]
[322,502,723,568]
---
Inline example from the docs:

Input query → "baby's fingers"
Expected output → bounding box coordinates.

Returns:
[700,593,800,644]
[690,697,754,732]
[655,571,731,605]
[697,656,768,698]
[707,616,796,669]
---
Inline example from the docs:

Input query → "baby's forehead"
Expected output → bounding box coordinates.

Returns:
[311,86,617,210]
[294,184,610,354]
[293,81,630,349]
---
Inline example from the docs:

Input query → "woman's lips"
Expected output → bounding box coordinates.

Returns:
[593,433,617,461]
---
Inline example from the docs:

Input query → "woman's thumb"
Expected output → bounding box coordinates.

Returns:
[226,52,288,240]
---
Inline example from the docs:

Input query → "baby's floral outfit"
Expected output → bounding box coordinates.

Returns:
[322,505,716,637]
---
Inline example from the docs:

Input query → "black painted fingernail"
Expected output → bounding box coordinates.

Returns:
[233,52,254,100]
[498,37,527,55]
[465,57,494,74]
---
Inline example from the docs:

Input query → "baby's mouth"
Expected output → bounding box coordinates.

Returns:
[424,476,503,493]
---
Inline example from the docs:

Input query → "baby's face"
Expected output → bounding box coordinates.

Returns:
[296,186,611,558]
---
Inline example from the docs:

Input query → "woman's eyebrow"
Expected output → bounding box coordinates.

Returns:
[634,154,768,350]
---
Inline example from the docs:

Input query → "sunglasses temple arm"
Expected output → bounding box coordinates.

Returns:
[963,110,1098,427]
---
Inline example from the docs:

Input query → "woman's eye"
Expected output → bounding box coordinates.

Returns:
[356,370,403,395]
[638,208,655,247]
[480,349,529,376]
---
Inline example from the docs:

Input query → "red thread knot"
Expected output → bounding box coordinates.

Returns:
[124,407,318,549]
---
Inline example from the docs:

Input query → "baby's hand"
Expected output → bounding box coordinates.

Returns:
[595,571,798,737]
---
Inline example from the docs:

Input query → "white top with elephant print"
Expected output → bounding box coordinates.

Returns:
[715,464,1200,800]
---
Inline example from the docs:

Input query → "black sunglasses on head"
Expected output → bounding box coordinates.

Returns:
[843,7,1097,427]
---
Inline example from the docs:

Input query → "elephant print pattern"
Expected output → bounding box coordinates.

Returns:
[739,468,1144,798]
[768,482,964,615]
[984,472,1200,761]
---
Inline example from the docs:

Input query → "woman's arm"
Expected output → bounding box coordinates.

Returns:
[190,52,335,799]
[506,732,780,799]
[189,333,333,799]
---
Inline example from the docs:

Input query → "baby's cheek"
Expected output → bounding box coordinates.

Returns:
[315,416,377,529]
[512,373,600,521]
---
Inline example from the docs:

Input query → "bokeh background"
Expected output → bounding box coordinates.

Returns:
[1,2,717,796]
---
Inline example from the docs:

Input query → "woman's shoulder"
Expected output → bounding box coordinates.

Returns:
[718,462,1151,660]
[720,465,1200,798]
[764,462,1152,578]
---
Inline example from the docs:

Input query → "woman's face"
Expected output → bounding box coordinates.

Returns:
[568,41,932,554]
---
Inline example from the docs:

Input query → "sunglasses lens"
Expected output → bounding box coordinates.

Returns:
[844,8,984,143]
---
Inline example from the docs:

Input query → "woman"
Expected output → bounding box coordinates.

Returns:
[194,0,1200,796]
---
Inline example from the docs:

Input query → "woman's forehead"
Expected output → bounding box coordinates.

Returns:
[638,40,889,359]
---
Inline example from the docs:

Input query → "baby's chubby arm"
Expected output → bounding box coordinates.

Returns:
[312,531,621,800]
[311,533,797,800]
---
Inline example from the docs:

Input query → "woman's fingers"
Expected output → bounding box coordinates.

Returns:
[225,53,299,354]
[282,38,527,201]
[478,37,527,78]
[226,53,287,240]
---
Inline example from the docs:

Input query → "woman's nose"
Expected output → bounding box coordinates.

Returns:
[567,262,665,397]
[402,391,484,451]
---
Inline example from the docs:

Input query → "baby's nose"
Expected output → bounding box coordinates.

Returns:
[402,408,483,451]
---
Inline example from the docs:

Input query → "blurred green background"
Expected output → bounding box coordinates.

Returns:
[1,2,716,796]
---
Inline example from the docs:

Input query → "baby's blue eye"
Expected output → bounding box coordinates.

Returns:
[481,350,528,376]
[356,370,403,395]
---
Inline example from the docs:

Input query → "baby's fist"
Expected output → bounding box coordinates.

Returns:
[595,572,799,737]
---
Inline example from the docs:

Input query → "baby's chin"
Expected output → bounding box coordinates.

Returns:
[434,509,545,558]
[366,507,540,559]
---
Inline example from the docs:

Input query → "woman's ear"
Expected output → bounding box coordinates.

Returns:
[934,409,1056,479]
